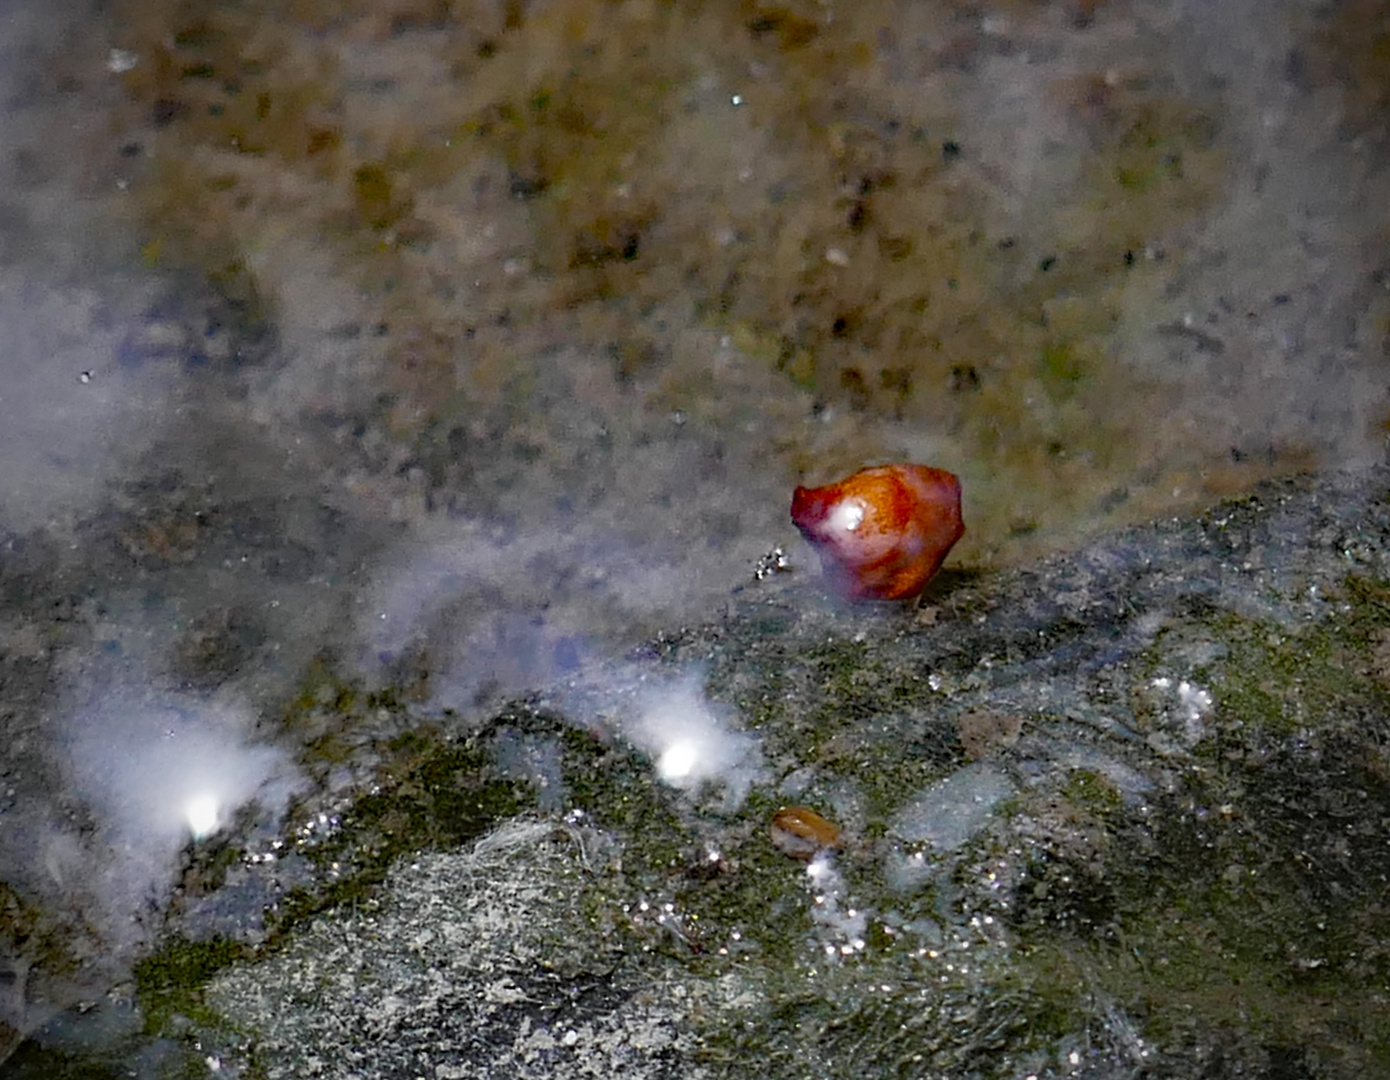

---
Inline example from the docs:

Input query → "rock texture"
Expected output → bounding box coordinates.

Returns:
[42,461,1383,1080]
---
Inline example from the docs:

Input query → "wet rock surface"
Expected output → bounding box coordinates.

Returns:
[2,1,1389,1076]
[10,461,1389,1079]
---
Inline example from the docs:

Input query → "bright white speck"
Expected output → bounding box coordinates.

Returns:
[627,674,763,807]
[1177,680,1212,720]
[184,793,222,839]
[806,852,837,885]
[1154,675,1214,743]
[731,94,743,106]
[657,740,700,782]
[58,689,305,955]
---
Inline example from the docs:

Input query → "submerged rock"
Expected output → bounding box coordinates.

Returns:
[20,463,1390,1079]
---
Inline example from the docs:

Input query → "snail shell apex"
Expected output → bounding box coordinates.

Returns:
[790,464,964,601]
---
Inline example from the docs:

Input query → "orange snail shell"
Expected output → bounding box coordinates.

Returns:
[790,464,964,601]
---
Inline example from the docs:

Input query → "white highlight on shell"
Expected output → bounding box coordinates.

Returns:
[827,498,865,533]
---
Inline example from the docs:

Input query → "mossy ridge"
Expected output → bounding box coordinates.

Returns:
[703,624,973,822]
[981,572,1390,1068]
[134,937,257,1039]
[521,699,858,969]
[264,715,549,933]
[1184,574,1390,739]
[692,927,1054,1079]
[132,722,534,1042]
[0,880,81,979]
[127,492,1390,1067]
[678,772,1152,1078]
[1048,745,1390,1072]
[133,687,819,1041]
[675,561,1390,1072]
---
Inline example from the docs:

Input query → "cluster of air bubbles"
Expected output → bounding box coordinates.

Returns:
[752,544,790,581]
[243,806,344,867]
[295,809,343,844]
[805,851,868,958]
[1151,675,1215,744]
[244,839,284,866]
[621,895,697,951]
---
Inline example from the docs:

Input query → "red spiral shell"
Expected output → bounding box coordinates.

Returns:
[790,464,964,601]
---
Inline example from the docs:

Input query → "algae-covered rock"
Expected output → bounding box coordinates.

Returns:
[132,465,1390,1078]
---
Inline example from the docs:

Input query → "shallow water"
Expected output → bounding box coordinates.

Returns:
[0,0,1388,1074]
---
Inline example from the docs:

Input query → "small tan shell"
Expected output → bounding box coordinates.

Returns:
[770,805,842,859]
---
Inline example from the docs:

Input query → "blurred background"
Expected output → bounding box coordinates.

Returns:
[5,0,1389,697]
[0,0,1387,1062]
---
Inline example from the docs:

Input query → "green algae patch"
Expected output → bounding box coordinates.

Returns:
[265,727,534,941]
[351,730,530,851]
[0,881,95,1032]
[996,573,1390,1069]
[694,957,1034,1077]
[135,937,256,1037]
[123,716,543,1044]
[1059,768,1124,820]
[1006,719,1390,1074]
[1189,575,1390,737]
